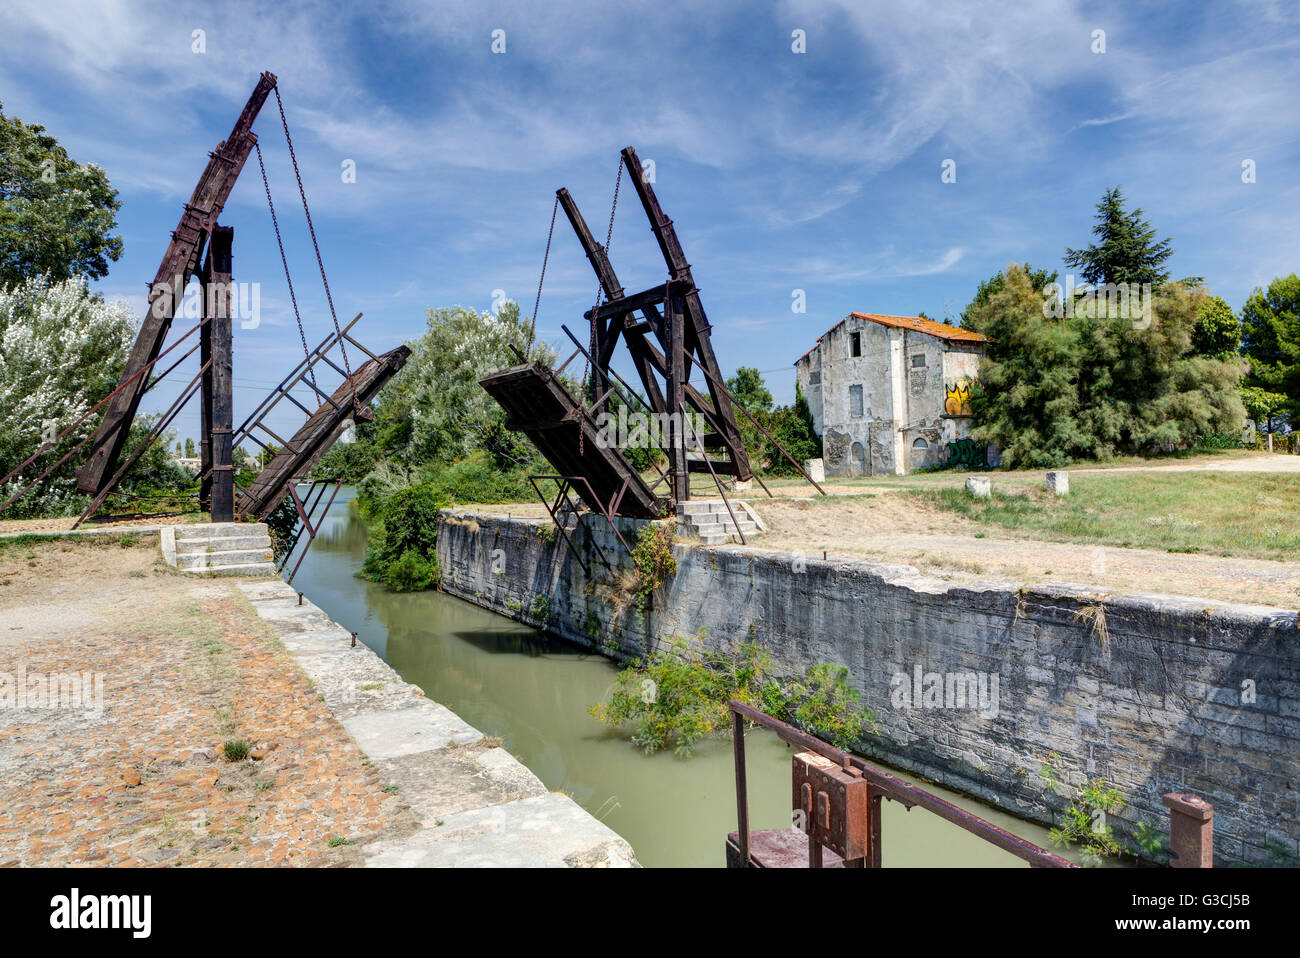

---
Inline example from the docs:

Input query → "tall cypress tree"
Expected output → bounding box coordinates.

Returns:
[1064,186,1174,289]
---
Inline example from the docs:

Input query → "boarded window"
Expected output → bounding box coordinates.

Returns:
[911,354,926,368]
[849,384,863,418]
[850,332,861,357]
[809,370,821,385]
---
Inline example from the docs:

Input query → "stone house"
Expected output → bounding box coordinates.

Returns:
[794,312,989,476]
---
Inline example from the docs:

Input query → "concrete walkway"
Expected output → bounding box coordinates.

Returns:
[238,581,638,867]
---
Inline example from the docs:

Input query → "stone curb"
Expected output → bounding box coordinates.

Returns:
[237,580,638,868]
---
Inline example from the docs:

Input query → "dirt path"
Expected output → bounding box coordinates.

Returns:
[754,495,1299,609]
[0,535,414,865]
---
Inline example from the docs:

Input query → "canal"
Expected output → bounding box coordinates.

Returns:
[290,489,1095,867]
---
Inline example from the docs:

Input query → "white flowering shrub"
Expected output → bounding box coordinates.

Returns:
[0,276,180,517]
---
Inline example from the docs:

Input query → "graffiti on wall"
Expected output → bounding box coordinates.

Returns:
[945,437,988,469]
[944,380,974,416]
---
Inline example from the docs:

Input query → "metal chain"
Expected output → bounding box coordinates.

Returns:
[578,156,623,455]
[255,141,319,396]
[273,86,361,419]
[526,194,560,360]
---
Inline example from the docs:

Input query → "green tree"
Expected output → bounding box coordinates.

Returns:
[967,266,1244,467]
[0,103,123,287]
[1240,274,1300,418]
[1063,186,1173,290]
[725,367,773,412]
[377,300,556,468]
[1192,296,1241,358]
[1240,386,1288,434]
[962,263,1059,330]
[184,436,196,458]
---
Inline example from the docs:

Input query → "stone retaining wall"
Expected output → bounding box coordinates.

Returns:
[437,509,1300,866]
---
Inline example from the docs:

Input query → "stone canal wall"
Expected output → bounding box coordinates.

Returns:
[437,509,1300,867]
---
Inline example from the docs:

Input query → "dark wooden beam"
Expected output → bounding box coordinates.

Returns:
[585,283,669,324]
[76,71,277,495]
[619,146,752,481]
[204,227,235,522]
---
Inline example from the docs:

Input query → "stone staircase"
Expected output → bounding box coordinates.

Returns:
[675,500,763,546]
[161,522,277,576]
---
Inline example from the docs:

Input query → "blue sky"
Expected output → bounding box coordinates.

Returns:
[2,0,1298,440]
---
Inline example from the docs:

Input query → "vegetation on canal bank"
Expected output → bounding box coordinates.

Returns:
[590,637,875,757]
[360,483,445,592]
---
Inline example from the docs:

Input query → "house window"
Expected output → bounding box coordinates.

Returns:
[849,384,863,418]
[809,370,821,385]
[850,332,861,357]
[911,354,926,368]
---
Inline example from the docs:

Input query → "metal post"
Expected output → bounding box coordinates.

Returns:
[732,709,750,867]
[1163,793,1213,867]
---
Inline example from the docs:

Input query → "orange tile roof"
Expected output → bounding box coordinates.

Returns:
[795,312,988,363]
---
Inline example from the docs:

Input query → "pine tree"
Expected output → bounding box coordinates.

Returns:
[1064,186,1173,290]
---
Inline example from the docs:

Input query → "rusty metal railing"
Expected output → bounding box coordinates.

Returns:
[727,700,1077,868]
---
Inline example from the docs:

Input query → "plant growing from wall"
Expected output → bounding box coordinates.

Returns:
[630,524,677,615]
[529,592,551,624]
[1046,776,1125,861]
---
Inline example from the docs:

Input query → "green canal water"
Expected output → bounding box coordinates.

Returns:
[290,489,1094,868]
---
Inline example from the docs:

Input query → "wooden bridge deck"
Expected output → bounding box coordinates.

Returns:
[479,361,666,520]
[236,345,410,519]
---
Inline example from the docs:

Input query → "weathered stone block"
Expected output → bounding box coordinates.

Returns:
[804,458,825,483]
[1045,471,1069,495]
[965,476,991,498]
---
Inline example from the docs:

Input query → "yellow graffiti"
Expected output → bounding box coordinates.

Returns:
[945,380,973,416]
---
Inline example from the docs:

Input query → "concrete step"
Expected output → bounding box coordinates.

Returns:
[690,521,758,537]
[175,534,272,554]
[182,561,278,577]
[699,533,729,546]
[175,547,275,571]
[175,522,265,540]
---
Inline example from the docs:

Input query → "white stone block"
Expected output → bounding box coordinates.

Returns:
[804,458,825,483]
[965,476,991,498]
[1045,471,1069,496]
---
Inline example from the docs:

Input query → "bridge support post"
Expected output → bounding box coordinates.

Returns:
[203,226,235,523]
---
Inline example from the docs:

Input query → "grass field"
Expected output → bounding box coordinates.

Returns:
[910,472,1299,561]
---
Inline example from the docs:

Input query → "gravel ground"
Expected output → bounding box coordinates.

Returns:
[0,535,416,866]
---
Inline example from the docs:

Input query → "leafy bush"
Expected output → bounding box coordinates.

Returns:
[965,266,1246,468]
[590,638,875,757]
[1195,432,1243,449]
[631,524,677,612]
[384,549,437,592]
[418,451,537,504]
[362,482,445,590]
